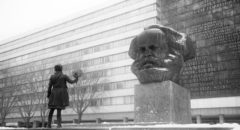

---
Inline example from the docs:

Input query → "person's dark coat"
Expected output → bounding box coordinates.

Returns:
[47,71,78,109]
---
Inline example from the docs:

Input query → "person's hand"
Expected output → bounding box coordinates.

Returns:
[73,72,78,78]
[72,70,83,78]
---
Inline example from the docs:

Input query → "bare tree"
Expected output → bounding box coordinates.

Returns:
[70,72,103,124]
[18,81,39,128]
[35,83,48,127]
[0,77,18,126]
[0,88,17,126]
[35,68,49,127]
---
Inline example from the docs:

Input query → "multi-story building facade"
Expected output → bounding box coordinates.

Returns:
[0,0,239,124]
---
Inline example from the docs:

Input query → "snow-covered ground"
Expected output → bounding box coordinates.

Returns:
[0,123,239,129]
[108,123,240,129]
[58,123,240,130]
[0,127,23,129]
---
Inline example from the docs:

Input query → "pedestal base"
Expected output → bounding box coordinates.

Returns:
[134,81,191,124]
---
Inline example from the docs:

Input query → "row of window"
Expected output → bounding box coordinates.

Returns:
[68,80,138,95]
[0,64,133,89]
[1,17,155,71]
[88,95,134,106]
[83,66,131,80]
[11,79,138,104]
[5,79,138,101]
[0,51,130,86]
[11,94,134,114]
[4,37,131,71]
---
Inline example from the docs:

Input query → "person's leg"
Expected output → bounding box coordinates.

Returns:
[47,108,55,128]
[57,109,62,128]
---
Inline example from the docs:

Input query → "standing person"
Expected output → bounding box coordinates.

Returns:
[47,64,79,128]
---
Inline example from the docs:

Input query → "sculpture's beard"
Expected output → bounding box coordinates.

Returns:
[131,56,183,84]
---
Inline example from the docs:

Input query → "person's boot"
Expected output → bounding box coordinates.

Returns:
[57,115,62,128]
[47,114,52,128]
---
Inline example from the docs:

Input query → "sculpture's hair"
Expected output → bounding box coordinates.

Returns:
[129,24,196,61]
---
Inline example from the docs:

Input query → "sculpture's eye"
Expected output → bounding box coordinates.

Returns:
[149,45,156,51]
[139,47,146,52]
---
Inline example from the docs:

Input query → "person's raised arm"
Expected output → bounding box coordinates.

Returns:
[65,75,78,84]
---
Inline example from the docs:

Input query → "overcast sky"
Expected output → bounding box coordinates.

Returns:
[0,0,121,43]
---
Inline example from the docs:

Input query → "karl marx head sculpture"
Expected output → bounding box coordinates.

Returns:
[129,25,196,84]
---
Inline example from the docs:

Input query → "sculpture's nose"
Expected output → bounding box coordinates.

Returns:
[144,47,152,56]
[138,45,155,59]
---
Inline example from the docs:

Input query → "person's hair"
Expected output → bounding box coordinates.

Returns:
[54,64,63,72]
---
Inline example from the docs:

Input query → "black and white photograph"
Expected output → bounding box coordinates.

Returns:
[0,0,240,129]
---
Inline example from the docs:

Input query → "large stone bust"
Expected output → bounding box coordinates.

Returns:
[129,25,196,84]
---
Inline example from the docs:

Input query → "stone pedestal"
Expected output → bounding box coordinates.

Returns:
[134,81,191,124]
